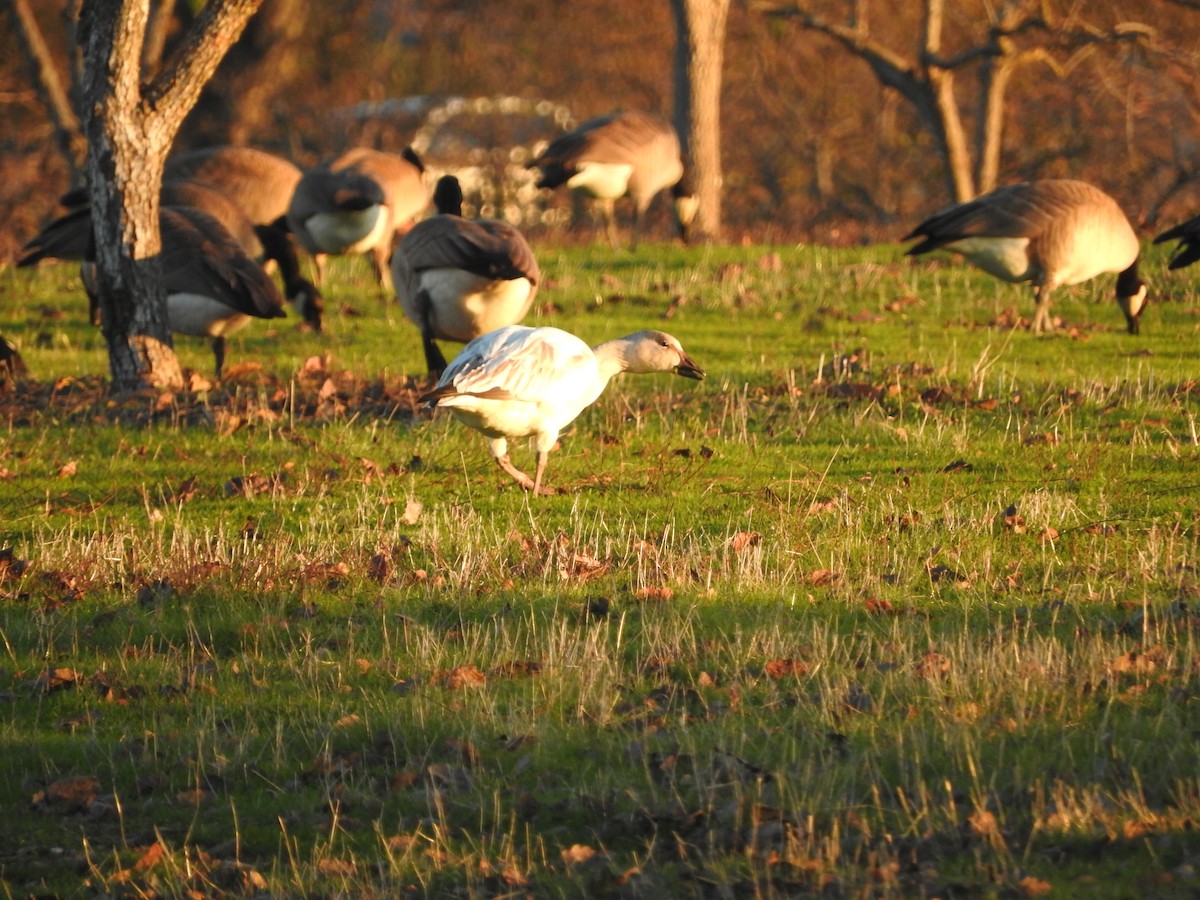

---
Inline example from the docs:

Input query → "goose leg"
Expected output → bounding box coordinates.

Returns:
[370,245,394,293]
[212,336,226,379]
[415,289,449,378]
[495,453,538,492]
[599,198,619,247]
[493,452,556,496]
[531,450,555,496]
[1031,286,1055,335]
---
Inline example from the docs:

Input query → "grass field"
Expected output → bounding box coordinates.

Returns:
[1,240,1199,898]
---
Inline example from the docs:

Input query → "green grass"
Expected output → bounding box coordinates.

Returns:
[1,241,1200,897]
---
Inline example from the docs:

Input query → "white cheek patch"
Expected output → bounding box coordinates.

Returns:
[1124,284,1148,318]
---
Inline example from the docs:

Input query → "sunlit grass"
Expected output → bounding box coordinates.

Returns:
[1,240,1200,896]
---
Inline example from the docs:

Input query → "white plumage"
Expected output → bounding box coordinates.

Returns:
[420,325,705,495]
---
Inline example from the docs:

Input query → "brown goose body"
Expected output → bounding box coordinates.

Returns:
[288,147,428,290]
[165,146,302,226]
[393,175,540,377]
[527,111,697,247]
[19,179,321,332]
[904,179,1147,334]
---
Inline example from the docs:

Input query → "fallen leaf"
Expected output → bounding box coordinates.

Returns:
[764,658,808,679]
[434,665,487,690]
[561,844,600,866]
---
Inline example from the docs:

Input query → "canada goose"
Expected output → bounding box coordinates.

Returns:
[420,325,705,495]
[165,145,302,227]
[164,147,324,330]
[26,203,287,377]
[287,147,428,291]
[904,179,1148,335]
[526,110,698,247]
[1153,214,1200,270]
[18,179,323,332]
[393,175,540,378]
[155,204,288,378]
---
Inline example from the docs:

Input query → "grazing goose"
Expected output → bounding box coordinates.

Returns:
[419,325,705,495]
[526,110,698,247]
[18,180,323,332]
[164,147,324,330]
[287,147,428,290]
[155,205,288,377]
[0,335,25,384]
[393,175,541,378]
[64,207,285,377]
[1153,214,1200,270]
[904,179,1148,334]
[165,145,302,227]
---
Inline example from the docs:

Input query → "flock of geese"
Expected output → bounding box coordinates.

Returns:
[14,109,1200,493]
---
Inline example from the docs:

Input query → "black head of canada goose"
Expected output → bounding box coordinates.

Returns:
[1153,214,1200,270]
[392,174,540,378]
[18,179,323,333]
[904,179,1148,335]
[526,110,698,248]
[287,147,429,292]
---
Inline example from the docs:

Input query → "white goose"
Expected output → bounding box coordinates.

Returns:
[904,179,1147,334]
[393,175,540,377]
[420,325,705,495]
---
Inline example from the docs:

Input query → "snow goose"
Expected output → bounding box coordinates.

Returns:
[287,147,428,291]
[419,325,705,495]
[904,179,1147,334]
[526,111,698,247]
[392,175,540,377]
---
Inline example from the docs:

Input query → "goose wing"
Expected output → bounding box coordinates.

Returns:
[161,207,286,320]
[422,326,592,405]
[1154,214,1200,269]
[400,217,540,284]
[905,181,1100,254]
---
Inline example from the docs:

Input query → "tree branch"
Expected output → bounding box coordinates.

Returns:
[143,0,263,126]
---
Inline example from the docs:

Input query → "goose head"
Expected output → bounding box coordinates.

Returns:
[1115,263,1148,335]
[620,330,706,379]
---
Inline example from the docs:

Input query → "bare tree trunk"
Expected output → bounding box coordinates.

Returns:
[4,0,88,184]
[141,0,178,77]
[79,0,264,394]
[758,0,1154,204]
[921,0,974,200]
[671,0,730,242]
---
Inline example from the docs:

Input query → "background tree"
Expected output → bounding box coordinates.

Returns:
[757,0,1157,203]
[4,1,1200,266]
[79,0,263,392]
[3,0,87,185]
[671,0,731,241]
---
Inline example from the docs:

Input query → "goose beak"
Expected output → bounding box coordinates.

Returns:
[675,353,706,380]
